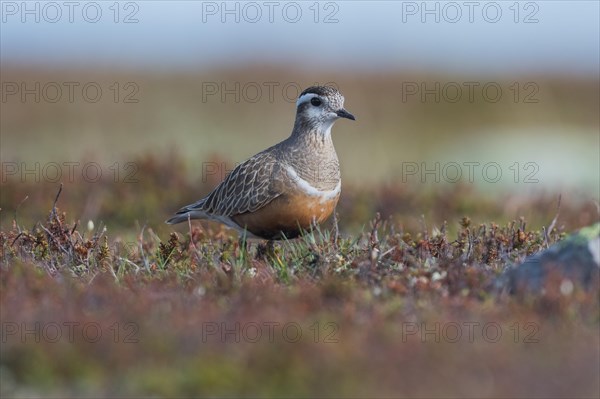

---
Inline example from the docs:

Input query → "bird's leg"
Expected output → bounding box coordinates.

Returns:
[309,216,319,238]
[266,240,275,258]
[332,208,339,248]
[255,240,276,261]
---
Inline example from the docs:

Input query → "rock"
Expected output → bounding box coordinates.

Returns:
[500,224,599,295]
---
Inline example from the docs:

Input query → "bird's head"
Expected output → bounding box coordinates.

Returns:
[294,86,355,134]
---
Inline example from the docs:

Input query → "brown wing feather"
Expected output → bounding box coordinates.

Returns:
[184,151,286,217]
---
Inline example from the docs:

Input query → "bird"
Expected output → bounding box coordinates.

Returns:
[166,85,355,240]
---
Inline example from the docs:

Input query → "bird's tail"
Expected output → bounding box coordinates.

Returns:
[165,213,189,225]
[166,198,209,225]
[165,210,208,225]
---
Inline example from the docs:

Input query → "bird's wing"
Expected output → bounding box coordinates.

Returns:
[178,150,286,217]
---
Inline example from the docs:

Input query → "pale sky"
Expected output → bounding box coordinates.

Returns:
[1,1,599,75]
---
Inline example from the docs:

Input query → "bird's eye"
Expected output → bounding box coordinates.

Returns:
[310,97,322,106]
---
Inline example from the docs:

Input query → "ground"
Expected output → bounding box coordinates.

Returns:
[1,170,598,397]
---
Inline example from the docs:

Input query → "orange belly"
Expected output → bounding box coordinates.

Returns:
[231,192,339,239]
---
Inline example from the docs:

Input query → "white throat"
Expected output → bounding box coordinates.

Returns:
[285,165,341,201]
[318,118,335,136]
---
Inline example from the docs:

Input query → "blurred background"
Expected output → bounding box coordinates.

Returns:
[3,4,600,397]
[1,0,599,233]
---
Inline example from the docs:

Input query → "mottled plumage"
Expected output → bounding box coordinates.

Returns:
[166,85,355,239]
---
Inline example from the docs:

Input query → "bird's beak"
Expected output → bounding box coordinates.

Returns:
[336,109,356,120]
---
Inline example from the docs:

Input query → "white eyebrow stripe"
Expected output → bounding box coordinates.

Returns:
[296,93,320,107]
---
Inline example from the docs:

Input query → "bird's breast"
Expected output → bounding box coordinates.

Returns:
[231,189,340,240]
